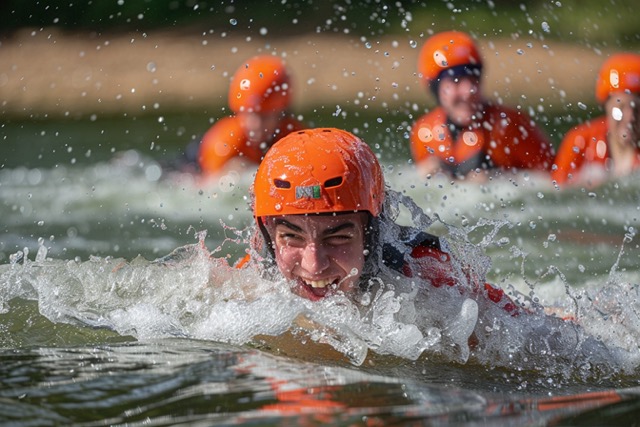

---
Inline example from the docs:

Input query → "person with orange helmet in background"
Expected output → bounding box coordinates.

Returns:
[193,55,304,176]
[552,53,640,187]
[410,31,554,180]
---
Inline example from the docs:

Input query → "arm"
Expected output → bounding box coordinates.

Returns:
[404,236,522,316]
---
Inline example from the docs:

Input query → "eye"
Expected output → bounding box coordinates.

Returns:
[327,234,352,243]
[276,230,304,247]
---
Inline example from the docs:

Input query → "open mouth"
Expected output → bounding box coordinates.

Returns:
[296,277,339,300]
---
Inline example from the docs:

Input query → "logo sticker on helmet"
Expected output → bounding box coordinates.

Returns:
[295,185,321,199]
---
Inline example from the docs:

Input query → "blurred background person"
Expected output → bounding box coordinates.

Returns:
[178,55,305,177]
[410,31,554,181]
[552,53,640,187]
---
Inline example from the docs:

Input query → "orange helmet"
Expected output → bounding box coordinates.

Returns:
[595,53,640,103]
[418,31,483,84]
[253,128,385,219]
[228,55,292,113]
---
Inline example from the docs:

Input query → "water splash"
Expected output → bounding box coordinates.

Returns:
[2,179,640,383]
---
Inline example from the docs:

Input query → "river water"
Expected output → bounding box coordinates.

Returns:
[2,115,640,425]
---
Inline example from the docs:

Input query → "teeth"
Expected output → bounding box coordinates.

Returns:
[305,279,334,288]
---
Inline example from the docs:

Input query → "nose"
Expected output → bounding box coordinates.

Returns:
[459,79,478,97]
[299,242,330,274]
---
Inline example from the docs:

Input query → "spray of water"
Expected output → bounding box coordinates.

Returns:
[1,189,640,383]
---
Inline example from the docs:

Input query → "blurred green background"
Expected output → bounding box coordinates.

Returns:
[1,0,638,48]
[1,0,638,166]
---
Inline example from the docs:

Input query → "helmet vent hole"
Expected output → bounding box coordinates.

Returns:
[273,179,291,189]
[324,177,343,188]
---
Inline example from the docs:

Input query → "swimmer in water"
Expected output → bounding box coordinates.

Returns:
[234,128,617,370]
[241,127,519,311]
[409,31,554,181]
[180,55,305,176]
[552,53,640,187]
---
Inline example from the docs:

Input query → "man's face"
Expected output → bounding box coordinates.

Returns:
[263,212,368,301]
[605,91,640,149]
[437,75,482,127]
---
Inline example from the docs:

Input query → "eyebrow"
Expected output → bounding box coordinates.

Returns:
[273,218,358,236]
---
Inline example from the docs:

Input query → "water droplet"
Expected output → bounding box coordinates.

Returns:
[541,22,550,33]
[577,102,587,110]
[229,19,237,25]
[611,107,623,121]
[516,49,524,55]
[409,40,417,48]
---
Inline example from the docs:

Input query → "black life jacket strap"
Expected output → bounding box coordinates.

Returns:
[382,225,440,272]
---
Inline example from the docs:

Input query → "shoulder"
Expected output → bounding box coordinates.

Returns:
[559,116,607,150]
[202,116,245,140]
[382,227,444,271]
[408,232,446,260]
[413,107,447,127]
[484,103,533,124]
[198,116,250,174]
[567,116,607,137]
[410,107,448,150]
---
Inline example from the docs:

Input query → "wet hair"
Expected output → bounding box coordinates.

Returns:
[358,213,381,290]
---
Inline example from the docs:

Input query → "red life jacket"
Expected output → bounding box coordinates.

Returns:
[382,229,522,316]
[198,115,304,175]
[552,116,640,184]
[410,105,554,176]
